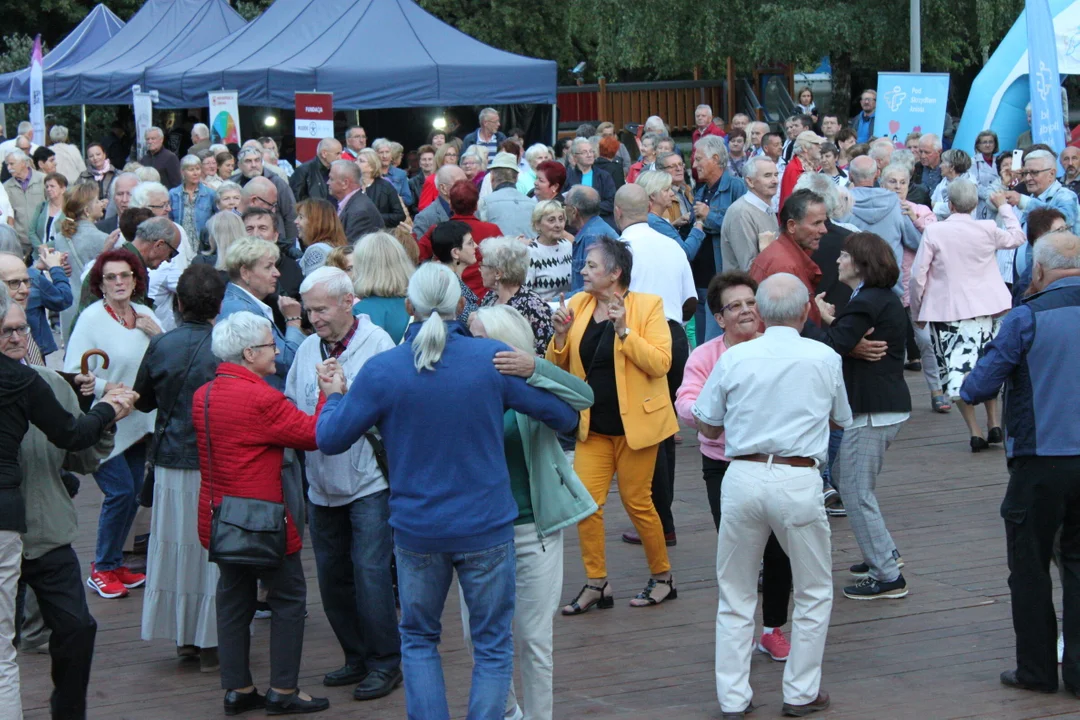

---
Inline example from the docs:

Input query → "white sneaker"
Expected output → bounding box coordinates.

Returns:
[1059,632,1065,664]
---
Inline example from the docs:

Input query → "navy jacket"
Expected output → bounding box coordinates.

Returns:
[570,215,619,294]
[961,276,1080,457]
[565,165,617,225]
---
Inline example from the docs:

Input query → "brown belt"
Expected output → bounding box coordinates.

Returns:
[734,453,816,468]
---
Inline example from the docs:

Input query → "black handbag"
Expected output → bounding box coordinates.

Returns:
[203,379,288,569]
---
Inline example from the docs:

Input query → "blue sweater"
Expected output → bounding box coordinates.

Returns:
[316,322,579,553]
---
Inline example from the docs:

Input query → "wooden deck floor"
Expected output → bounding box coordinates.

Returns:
[17,372,1080,719]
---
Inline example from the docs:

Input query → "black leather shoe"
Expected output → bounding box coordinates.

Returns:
[353,667,403,701]
[224,688,266,716]
[265,689,330,715]
[323,664,366,687]
[988,426,1004,444]
[1000,669,1056,693]
[971,436,990,453]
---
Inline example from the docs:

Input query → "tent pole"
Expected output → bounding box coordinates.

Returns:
[81,105,87,154]
[550,103,557,146]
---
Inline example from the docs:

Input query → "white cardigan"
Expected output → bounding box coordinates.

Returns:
[63,300,158,460]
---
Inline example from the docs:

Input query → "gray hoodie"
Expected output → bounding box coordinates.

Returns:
[841,186,922,296]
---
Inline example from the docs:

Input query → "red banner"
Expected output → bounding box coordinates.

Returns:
[294,92,334,163]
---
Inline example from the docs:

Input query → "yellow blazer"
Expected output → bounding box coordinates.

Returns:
[546,290,678,450]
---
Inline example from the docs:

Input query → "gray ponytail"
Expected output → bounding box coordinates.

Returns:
[408,263,462,372]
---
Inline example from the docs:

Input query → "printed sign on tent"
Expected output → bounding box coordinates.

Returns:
[209,91,241,145]
[873,72,950,149]
[295,92,334,164]
[132,87,157,159]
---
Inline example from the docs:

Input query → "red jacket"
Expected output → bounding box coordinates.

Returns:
[692,123,727,146]
[749,233,824,325]
[418,213,503,300]
[194,363,321,555]
[779,155,806,210]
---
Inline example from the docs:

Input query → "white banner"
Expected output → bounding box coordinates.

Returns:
[29,36,45,148]
[208,91,241,145]
[132,89,154,159]
[294,119,334,140]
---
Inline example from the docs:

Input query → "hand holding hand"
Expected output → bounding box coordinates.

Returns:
[134,314,161,337]
[989,192,1008,209]
[493,348,536,377]
[815,292,835,326]
[693,201,710,221]
[1004,191,1021,207]
[74,372,96,397]
[101,387,139,421]
[316,359,347,396]
[38,245,64,269]
[849,328,888,362]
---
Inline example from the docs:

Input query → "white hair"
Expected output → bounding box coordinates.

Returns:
[793,172,842,219]
[919,133,942,151]
[316,137,340,154]
[209,143,228,155]
[180,154,201,169]
[868,140,893,162]
[211,311,273,364]
[16,121,32,136]
[948,178,978,214]
[695,104,713,115]
[1025,149,1057,166]
[890,149,917,170]
[474,305,535,355]
[407,263,461,372]
[757,273,809,324]
[644,115,667,134]
[237,146,262,162]
[205,211,246,271]
[130,182,168,208]
[524,143,550,168]
[847,156,878,185]
[635,169,672,199]
[134,166,161,183]
[50,125,69,142]
[479,107,499,122]
[1034,232,1080,270]
[146,126,163,139]
[0,283,11,324]
[4,149,29,165]
[300,266,353,298]
[743,155,775,180]
[192,123,210,140]
[695,135,728,165]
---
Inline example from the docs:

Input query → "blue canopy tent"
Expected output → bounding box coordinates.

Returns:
[45,0,246,106]
[143,0,557,110]
[0,4,125,103]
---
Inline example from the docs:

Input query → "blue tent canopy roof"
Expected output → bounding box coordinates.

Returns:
[46,0,246,106]
[144,0,557,109]
[0,4,125,103]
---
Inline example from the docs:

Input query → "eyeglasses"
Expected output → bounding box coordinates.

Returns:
[3,278,30,291]
[248,342,279,353]
[253,196,279,211]
[103,271,135,283]
[1020,168,1054,178]
[721,299,757,314]
[147,201,171,211]
[0,324,31,340]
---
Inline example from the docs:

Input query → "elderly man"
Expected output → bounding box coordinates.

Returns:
[0,250,65,366]
[750,189,827,326]
[656,151,695,226]
[1061,146,1080,196]
[721,156,780,272]
[843,156,922,296]
[341,126,367,162]
[693,105,726,149]
[413,164,467,239]
[912,133,944,197]
[564,185,618,294]
[328,160,383,242]
[692,135,748,340]
[869,138,895,175]
[730,114,750,137]
[694,272,851,719]
[139,127,182,189]
[851,89,878,143]
[959,231,1080,696]
[129,191,193,334]
[463,108,505,157]
[565,137,617,224]
[614,184,696,547]
[1006,149,1080,294]
[49,126,86,184]
[230,146,298,247]
[289,138,341,203]
[0,121,38,164]
[2,150,45,253]
[189,123,211,155]
[780,131,825,209]
[820,115,841,143]
[1017,104,1034,151]
[284,267,402,700]
[96,172,140,232]
[747,122,770,156]
[479,152,536,238]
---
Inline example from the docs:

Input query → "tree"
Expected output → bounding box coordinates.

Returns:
[0,0,142,51]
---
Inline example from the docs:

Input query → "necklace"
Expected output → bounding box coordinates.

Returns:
[104,302,135,329]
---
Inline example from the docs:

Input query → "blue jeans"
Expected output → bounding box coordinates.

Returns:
[822,428,844,489]
[309,490,400,672]
[695,288,722,343]
[92,443,146,571]
[395,540,516,720]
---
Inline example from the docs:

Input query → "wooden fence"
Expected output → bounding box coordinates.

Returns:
[557,78,727,133]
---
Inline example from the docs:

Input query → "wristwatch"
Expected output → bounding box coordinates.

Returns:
[618,327,630,340]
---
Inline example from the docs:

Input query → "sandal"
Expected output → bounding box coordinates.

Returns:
[629,576,677,607]
[561,582,613,615]
[931,394,952,413]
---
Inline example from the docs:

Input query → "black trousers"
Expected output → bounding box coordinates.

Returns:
[703,456,792,628]
[1002,455,1080,690]
[217,552,307,691]
[652,320,690,535]
[15,545,97,720]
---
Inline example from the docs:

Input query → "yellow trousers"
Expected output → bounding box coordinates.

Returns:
[574,433,670,578]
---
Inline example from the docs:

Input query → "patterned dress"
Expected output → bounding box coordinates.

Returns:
[526,239,573,301]
[480,286,554,356]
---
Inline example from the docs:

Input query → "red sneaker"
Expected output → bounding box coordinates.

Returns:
[86,564,129,599]
[113,566,146,589]
[757,627,791,662]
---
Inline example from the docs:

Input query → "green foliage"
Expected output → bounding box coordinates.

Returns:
[0,0,143,52]
[235,0,274,21]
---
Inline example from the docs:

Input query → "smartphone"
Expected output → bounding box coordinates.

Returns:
[1011,149,1024,171]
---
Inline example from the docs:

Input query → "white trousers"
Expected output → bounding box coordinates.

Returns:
[715,460,833,712]
[0,530,23,720]
[461,524,564,720]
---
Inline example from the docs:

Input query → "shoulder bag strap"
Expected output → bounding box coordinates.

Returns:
[153,332,211,452]
[203,379,215,502]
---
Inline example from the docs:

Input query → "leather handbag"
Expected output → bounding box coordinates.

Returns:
[203,379,287,569]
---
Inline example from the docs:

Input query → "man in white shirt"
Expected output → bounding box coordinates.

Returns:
[693,273,851,719]
[720,156,780,271]
[615,183,696,547]
[0,122,39,166]
[130,182,194,332]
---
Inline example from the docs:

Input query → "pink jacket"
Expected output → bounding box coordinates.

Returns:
[675,335,731,461]
[901,202,937,306]
[909,206,1025,323]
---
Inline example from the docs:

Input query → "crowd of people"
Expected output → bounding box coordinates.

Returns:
[0,93,1076,720]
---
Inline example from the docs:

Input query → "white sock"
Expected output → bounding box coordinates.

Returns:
[762,626,777,635]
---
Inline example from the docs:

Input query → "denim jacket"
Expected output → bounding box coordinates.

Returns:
[570,215,619,293]
[168,183,216,240]
[693,172,747,279]
[27,266,72,356]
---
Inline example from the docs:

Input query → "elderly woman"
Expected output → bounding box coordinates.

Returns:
[64,249,161,599]
[215,152,236,182]
[214,181,243,215]
[372,138,412,206]
[417,143,460,211]
[315,262,577,719]
[819,142,849,187]
[194,311,329,716]
[199,150,222,190]
[478,236,553,355]
[596,136,626,188]
[295,198,347,275]
[931,149,976,219]
[812,233,912,600]
[193,210,245,285]
[352,231,414,343]
[532,160,567,204]
[639,170,705,260]
[78,142,115,200]
[170,155,216,245]
[29,172,68,248]
[973,131,1000,187]
[430,220,479,325]
[356,148,404,228]
[461,146,488,190]
[135,264,225,670]
[910,179,1024,451]
[464,304,596,720]
[549,235,679,613]
[626,133,661,184]
[518,144,552,195]
[525,200,573,302]
[879,162,950,413]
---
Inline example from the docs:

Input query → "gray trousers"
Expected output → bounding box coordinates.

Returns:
[216,552,306,690]
[833,423,903,582]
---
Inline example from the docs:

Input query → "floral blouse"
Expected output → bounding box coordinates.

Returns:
[480,285,554,356]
